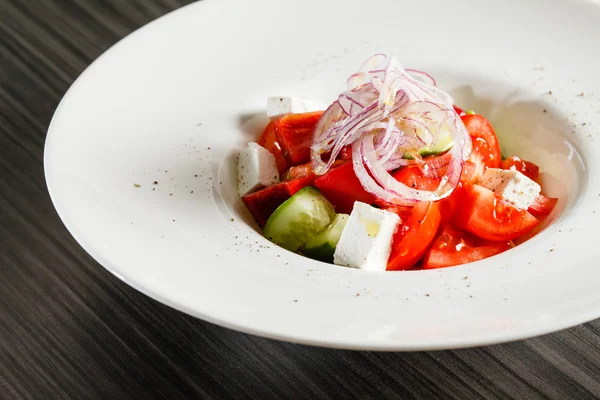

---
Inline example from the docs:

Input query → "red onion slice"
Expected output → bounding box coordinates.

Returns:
[310,54,472,203]
[406,68,437,86]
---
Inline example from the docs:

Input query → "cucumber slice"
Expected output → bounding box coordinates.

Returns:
[301,213,349,263]
[403,125,454,160]
[263,187,335,252]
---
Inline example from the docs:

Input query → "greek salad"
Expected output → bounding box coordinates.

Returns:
[237,54,558,271]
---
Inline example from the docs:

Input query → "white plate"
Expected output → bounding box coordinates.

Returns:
[45,0,600,350]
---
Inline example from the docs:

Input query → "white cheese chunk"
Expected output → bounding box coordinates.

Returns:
[237,142,279,197]
[333,202,400,272]
[478,168,541,209]
[266,97,327,119]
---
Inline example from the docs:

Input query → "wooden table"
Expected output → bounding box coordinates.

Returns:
[2,1,599,398]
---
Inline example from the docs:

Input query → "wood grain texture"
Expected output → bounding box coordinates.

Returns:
[1,1,599,399]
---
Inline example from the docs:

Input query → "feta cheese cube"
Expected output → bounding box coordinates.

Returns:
[333,202,400,271]
[237,142,279,197]
[478,168,541,209]
[266,97,327,119]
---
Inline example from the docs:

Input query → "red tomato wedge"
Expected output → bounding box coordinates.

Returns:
[274,111,323,166]
[257,120,288,174]
[382,204,413,221]
[437,183,464,225]
[453,105,465,115]
[500,156,540,181]
[392,166,440,191]
[461,114,502,172]
[283,159,347,181]
[391,151,451,190]
[527,194,558,218]
[453,184,539,241]
[242,175,315,227]
[422,225,513,269]
[339,145,353,160]
[386,201,441,271]
[284,162,313,181]
[460,160,484,185]
[390,153,460,224]
[314,162,376,214]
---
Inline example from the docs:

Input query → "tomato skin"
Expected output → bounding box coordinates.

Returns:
[242,175,315,227]
[382,205,413,221]
[389,154,463,225]
[391,151,452,190]
[392,151,474,190]
[274,111,323,166]
[257,120,288,174]
[461,114,502,172]
[422,225,513,269]
[500,156,540,181]
[453,184,539,241]
[386,202,441,271]
[453,105,465,115]
[314,162,376,214]
[528,194,558,218]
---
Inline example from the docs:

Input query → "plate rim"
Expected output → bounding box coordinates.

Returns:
[43,0,600,351]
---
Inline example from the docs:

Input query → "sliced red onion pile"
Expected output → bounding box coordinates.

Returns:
[310,54,472,205]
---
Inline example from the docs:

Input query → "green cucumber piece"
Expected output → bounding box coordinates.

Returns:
[301,214,349,263]
[403,126,454,160]
[263,187,335,252]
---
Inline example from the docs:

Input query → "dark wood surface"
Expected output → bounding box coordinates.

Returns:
[1,1,599,399]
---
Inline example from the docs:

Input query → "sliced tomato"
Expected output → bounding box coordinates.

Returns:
[453,105,465,115]
[391,152,452,189]
[317,145,352,164]
[460,160,484,185]
[461,114,502,173]
[282,159,346,181]
[527,193,558,218]
[500,156,540,181]
[274,111,323,166]
[382,204,413,220]
[386,201,441,271]
[392,165,440,191]
[422,225,513,269]
[453,184,539,241]
[389,154,464,225]
[242,175,315,227]
[283,162,313,181]
[257,120,288,174]
[340,145,353,160]
[437,183,464,225]
[314,162,376,214]
[372,163,438,209]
